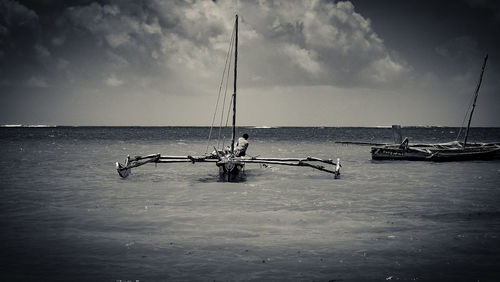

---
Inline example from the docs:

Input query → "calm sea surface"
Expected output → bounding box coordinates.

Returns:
[1,127,499,281]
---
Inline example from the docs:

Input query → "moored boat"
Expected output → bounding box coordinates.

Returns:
[371,55,499,162]
[371,138,500,161]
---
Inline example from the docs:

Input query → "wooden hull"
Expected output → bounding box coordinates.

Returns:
[371,147,431,160]
[371,143,500,162]
[429,147,500,161]
[217,157,245,182]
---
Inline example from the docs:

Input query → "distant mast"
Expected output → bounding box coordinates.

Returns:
[230,14,238,155]
[464,54,488,147]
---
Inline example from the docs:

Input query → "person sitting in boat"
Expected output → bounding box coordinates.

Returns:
[234,133,249,157]
[399,137,409,150]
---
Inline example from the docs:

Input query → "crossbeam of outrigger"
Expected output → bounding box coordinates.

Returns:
[116,154,341,179]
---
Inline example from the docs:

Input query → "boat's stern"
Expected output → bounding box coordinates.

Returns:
[217,156,245,182]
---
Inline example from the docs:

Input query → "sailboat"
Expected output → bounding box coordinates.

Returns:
[116,15,341,181]
[371,54,500,161]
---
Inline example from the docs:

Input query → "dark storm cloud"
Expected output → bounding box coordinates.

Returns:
[0,0,407,91]
[0,0,40,85]
[465,0,500,19]
[0,0,498,125]
[236,0,407,87]
[352,0,500,73]
[4,0,235,92]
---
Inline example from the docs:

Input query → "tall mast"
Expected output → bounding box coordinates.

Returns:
[230,14,238,155]
[464,54,488,146]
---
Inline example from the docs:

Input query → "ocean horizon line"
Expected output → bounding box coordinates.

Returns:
[2,124,500,128]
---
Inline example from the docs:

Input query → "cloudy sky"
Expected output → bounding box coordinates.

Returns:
[1,0,499,126]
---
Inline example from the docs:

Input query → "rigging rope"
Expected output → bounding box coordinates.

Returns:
[222,95,234,149]
[218,37,234,149]
[456,93,475,142]
[456,54,488,144]
[205,24,236,153]
[456,71,482,141]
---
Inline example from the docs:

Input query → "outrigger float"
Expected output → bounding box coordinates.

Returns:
[116,15,341,181]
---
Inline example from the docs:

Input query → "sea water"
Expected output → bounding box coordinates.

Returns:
[0,126,499,281]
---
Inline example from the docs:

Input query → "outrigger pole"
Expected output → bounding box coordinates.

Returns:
[116,154,341,179]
